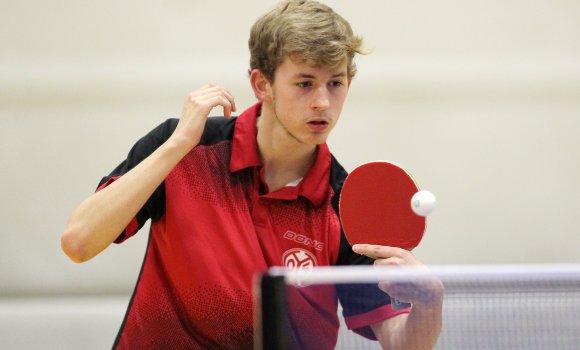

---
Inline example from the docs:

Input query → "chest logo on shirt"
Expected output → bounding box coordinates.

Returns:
[282,248,318,271]
[283,230,325,251]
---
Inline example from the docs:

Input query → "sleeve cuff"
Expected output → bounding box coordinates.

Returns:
[96,175,139,243]
[345,303,412,340]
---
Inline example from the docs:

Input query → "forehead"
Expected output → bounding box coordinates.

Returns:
[276,56,348,78]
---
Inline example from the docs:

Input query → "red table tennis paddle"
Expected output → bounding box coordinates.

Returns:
[339,161,429,310]
[339,161,426,249]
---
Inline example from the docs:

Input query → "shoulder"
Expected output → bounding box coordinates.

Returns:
[121,119,179,161]
[328,156,375,266]
[141,118,179,144]
[198,116,238,145]
[139,116,238,146]
[329,154,348,194]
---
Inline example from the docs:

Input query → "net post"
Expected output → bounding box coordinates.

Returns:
[254,273,289,350]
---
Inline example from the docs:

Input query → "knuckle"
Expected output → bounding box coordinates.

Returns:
[398,248,411,259]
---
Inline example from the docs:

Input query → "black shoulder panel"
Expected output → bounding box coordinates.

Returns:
[329,156,375,266]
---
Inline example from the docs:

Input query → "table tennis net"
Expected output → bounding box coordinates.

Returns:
[254,264,580,350]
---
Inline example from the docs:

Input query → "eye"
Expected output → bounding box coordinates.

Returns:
[329,80,344,88]
[297,81,312,88]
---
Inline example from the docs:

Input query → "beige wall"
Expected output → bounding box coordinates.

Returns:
[1,0,580,296]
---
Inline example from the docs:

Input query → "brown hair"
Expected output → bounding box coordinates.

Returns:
[248,0,366,82]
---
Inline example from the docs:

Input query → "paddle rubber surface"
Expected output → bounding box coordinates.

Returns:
[339,161,426,249]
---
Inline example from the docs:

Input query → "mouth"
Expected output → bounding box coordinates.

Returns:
[306,119,331,132]
[307,120,329,126]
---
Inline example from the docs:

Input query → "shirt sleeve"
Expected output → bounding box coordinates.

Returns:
[96,118,178,243]
[337,282,411,340]
[335,240,412,340]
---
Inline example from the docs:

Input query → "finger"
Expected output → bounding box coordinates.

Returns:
[205,94,233,118]
[206,89,236,117]
[198,85,237,113]
[223,102,232,119]
[352,244,409,260]
[221,88,236,112]
[189,84,234,100]
[377,281,414,301]
[374,256,404,267]
[186,90,233,113]
[377,280,404,296]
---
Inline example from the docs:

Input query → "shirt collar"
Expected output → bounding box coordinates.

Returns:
[230,102,262,172]
[230,102,331,206]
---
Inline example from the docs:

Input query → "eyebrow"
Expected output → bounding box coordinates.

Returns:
[293,72,348,79]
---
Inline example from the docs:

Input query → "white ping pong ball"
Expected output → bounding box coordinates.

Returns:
[411,190,437,216]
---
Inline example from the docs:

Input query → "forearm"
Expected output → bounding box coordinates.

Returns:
[396,301,443,350]
[61,138,189,262]
[61,85,236,263]
[372,298,443,350]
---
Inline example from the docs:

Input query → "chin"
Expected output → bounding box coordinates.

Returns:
[306,135,330,146]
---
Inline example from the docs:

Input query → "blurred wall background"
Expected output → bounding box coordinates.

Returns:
[1,0,579,348]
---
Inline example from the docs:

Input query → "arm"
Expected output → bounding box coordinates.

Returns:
[61,84,236,263]
[353,244,444,350]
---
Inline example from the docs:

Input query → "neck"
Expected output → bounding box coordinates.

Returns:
[256,103,317,192]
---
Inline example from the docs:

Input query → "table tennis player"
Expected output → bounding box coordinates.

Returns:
[61,1,443,348]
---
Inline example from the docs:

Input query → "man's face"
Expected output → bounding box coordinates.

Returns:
[266,56,350,146]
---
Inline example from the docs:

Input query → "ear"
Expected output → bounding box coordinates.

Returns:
[250,69,273,103]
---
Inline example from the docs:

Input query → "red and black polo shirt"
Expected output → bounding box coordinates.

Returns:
[98,103,409,349]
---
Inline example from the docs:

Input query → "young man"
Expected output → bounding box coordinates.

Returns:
[61,1,443,349]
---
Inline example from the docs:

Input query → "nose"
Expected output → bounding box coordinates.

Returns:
[311,86,330,111]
